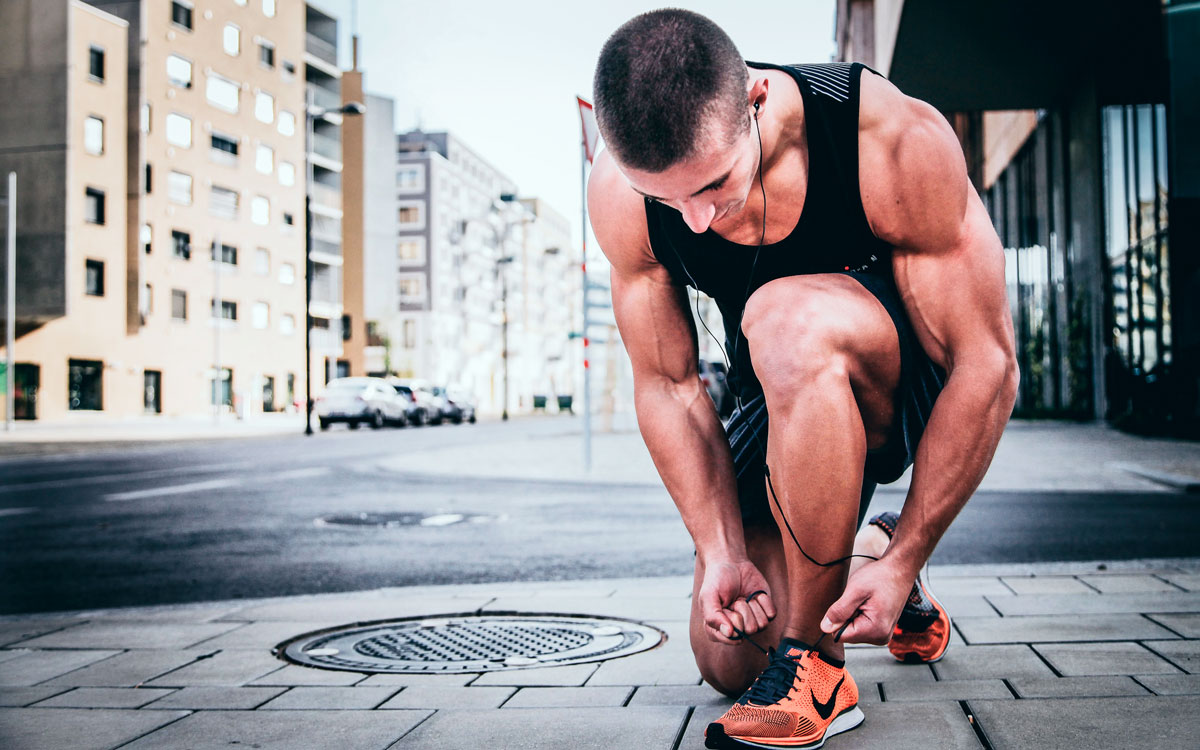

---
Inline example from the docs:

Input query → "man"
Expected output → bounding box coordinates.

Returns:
[587,9,1018,750]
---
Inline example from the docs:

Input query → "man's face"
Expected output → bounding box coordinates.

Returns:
[616,114,757,235]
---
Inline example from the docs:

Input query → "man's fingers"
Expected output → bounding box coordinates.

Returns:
[729,599,757,634]
[832,611,889,646]
[821,587,867,633]
[750,590,777,621]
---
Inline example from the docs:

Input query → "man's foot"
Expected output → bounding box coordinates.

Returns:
[705,638,863,749]
[867,512,952,664]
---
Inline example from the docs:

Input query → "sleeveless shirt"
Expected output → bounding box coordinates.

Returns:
[645,61,893,399]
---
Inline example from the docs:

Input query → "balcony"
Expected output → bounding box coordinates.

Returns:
[310,182,341,212]
[305,32,337,66]
[311,237,342,259]
[308,84,341,113]
[311,132,341,162]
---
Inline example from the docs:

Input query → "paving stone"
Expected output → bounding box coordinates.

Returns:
[627,684,733,707]
[1160,573,1200,592]
[0,708,189,750]
[931,644,1056,680]
[1035,642,1184,676]
[257,686,398,709]
[183,620,346,650]
[42,649,206,687]
[139,686,286,709]
[81,603,242,623]
[1078,575,1180,594]
[11,621,241,650]
[0,650,24,665]
[682,701,983,749]
[585,638,701,686]
[919,575,1013,598]
[970,696,1200,749]
[1000,576,1097,595]
[390,706,687,749]
[379,685,515,709]
[0,686,74,707]
[955,614,1177,644]
[502,686,632,708]
[1009,676,1150,698]
[0,649,121,687]
[1142,640,1200,673]
[1148,613,1200,637]
[0,618,85,648]
[355,672,477,687]
[218,596,492,622]
[988,592,1200,617]
[472,663,598,686]
[248,664,367,686]
[935,595,1000,618]
[143,649,287,687]
[483,595,691,621]
[881,678,1012,702]
[119,709,432,749]
[845,647,936,683]
[1135,674,1200,695]
[31,686,176,708]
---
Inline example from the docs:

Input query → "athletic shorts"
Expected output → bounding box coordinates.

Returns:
[724,270,946,529]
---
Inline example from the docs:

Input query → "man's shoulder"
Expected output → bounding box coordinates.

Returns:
[587,150,657,274]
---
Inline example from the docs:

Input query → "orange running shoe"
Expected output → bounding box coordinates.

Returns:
[705,638,864,749]
[867,512,952,664]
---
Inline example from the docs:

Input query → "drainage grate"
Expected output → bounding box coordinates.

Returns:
[277,614,664,673]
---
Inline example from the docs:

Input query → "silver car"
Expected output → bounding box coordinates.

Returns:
[317,377,407,430]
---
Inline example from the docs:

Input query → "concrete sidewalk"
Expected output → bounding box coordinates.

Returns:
[2,562,1199,749]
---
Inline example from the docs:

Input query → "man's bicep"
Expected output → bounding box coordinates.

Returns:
[610,264,699,386]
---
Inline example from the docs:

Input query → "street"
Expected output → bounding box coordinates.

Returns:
[1,418,1197,615]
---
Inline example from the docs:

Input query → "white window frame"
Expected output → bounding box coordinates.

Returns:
[205,73,240,114]
[167,170,193,206]
[255,144,274,174]
[262,0,276,18]
[279,262,295,285]
[251,195,270,226]
[165,112,192,148]
[252,301,269,329]
[396,236,426,266]
[166,54,192,89]
[84,115,104,155]
[277,110,295,137]
[396,164,425,193]
[398,273,427,303]
[396,201,425,230]
[222,24,240,56]
[278,161,295,187]
[279,313,295,335]
[254,90,274,124]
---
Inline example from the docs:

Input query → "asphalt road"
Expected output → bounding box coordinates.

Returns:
[1,420,1196,615]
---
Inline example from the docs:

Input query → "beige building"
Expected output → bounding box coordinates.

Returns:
[0,0,326,421]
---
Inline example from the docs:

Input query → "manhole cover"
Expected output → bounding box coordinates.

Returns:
[315,512,490,528]
[277,614,664,673]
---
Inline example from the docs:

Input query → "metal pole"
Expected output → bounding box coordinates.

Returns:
[5,172,15,431]
[580,143,591,471]
[213,230,220,424]
[304,89,315,435]
[501,256,509,421]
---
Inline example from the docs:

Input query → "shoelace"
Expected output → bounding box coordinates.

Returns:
[741,646,808,705]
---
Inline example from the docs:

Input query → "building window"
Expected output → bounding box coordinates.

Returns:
[279,313,295,335]
[278,161,295,186]
[254,91,274,124]
[211,367,232,408]
[398,274,425,302]
[85,187,105,224]
[171,288,187,319]
[167,171,192,205]
[262,0,275,18]
[141,103,151,133]
[88,46,105,81]
[403,319,416,348]
[165,112,192,148]
[279,262,295,285]
[258,41,275,68]
[397,238,425,265]
[210,131,238,166]
[144,163,152,194]
[141,282,153,318]
[171,229,191,260]
[282,212,294,226]
[251,196,269,225]
[84,116,104,155]
[166,54,192,88]
[282,60,296,78]
[206,74,240,113]
[211,241,237,265]
[341,314,352,342]
[397,204,422,227]
[277,110,295,137]
[223,24,240,56]
[262,375,275,412]
[212,299,238,321]
[255,144,273,174]
[85,259,104,296]
[170,1,193,31]
[68,359,103,411]
[252,301,269,329]
[210,185,239,219]
[396,165,424,191]
[142,224,152,255]
[254,248,269,275]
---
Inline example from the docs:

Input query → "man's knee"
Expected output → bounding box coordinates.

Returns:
[693,646,760,698]
[742,280,852,398]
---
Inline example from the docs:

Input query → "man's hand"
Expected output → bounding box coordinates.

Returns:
[698,559,776,645]
[819,558,912,645]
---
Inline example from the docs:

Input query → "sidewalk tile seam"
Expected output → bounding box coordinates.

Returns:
[1154,574,1192,593]
[1076,577,1104,594]
[1139,640,1197,674]
[1142,614,1190,639]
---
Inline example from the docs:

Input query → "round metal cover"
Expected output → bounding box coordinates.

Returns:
[277,614,665,673]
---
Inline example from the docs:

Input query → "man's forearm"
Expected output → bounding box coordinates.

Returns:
[635,379,747,561]
[883,359,1018,577]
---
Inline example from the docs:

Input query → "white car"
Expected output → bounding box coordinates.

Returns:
[316,377,408,430]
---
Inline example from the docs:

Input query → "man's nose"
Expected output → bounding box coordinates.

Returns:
[680,200,716,234]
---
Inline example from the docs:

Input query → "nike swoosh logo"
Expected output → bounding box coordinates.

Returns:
[811,675,844,720]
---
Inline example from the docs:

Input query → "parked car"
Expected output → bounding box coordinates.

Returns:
[435,386,477,424]
[698,360,733,418]
[316,377,407,430]
[387,379,438,426]
[393,379,447,425]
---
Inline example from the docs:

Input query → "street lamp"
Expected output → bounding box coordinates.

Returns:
[304,97,365,436]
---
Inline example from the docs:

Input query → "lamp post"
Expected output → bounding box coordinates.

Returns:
[304,95,364,436]
[497,254,514,421]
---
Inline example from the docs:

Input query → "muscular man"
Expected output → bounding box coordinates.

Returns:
[587,10,1018,749]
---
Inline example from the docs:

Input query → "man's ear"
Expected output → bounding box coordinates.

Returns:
[748,75,770,117]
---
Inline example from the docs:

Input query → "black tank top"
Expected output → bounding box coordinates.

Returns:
[646,61,892,398]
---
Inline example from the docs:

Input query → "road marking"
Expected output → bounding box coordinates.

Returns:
[1,461,258,494]
[0,507,37,517]
[269,467,332,481]
[104,478,242,502]
[420,513,465,527]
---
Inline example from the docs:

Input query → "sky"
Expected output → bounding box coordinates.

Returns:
[308,0,838,251]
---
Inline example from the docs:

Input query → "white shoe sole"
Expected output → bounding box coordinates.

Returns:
[710,705,865,749]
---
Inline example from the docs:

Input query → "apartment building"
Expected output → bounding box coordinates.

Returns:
[0,0,346,421]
